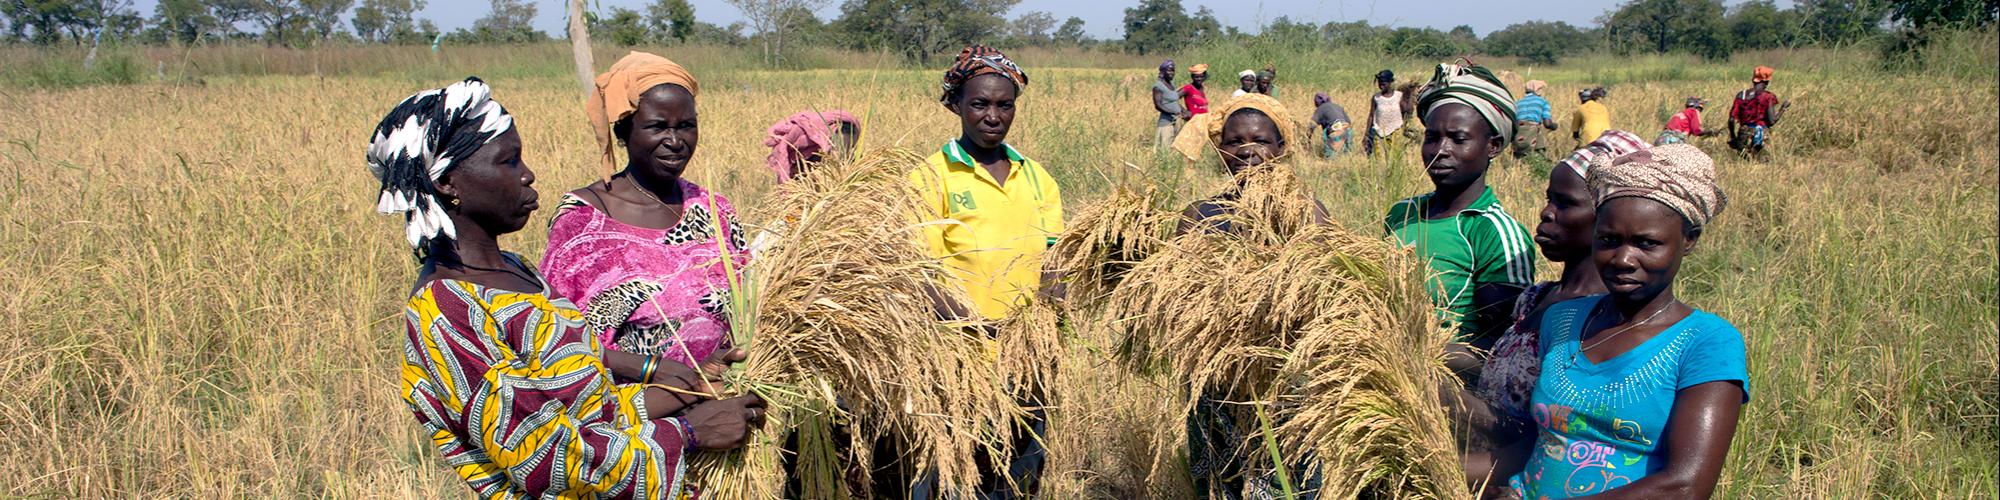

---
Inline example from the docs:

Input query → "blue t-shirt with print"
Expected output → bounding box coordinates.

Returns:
[1509,295,1749,499]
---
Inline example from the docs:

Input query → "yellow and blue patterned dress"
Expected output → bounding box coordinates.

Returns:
[401,274,696,499]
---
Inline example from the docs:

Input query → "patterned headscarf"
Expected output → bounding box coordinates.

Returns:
[1589,143,1727,232]
[763,109,859,184]
[588,51,699,179]
[1160,59,1175,71]
[1416,62,1518,143]
[940,45,1027,106]
[366,77,515,257]
[1752,66,1774,83]
[1557,129,1649,179]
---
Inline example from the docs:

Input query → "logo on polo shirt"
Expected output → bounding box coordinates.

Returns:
[949,190,977,212]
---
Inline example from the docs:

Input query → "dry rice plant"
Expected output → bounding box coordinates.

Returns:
[1042,186,1177,310]
[689,148,1021,498]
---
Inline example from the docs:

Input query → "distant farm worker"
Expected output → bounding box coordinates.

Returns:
[1232,69,1257,99]
[1511,79,1558,159]
[750,108,861,256]
[371,77,764,498]
[1176,93,1331,236]
[1181,63,1211,117]
[1177,92,1329,500]
[1450,130,1649,490]
[1656,96,1716,145]
[543,52,751,370]
[1153,59,1190,151]
[1729,65,1788,156]
[1310,92,1353,159]
[1257,65,1278,97]
[1365,69,1411,159]
[1571,86,1611,144]
[908,44,1062,498]
[1386,62,1536,356]
[1508,143,1746,499]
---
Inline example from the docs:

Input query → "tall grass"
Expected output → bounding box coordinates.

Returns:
[0,43,1991,498]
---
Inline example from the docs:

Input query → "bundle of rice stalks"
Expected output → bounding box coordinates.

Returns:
[690,148,1021,499]
[997,298,1064,407]
[1223,161,1324,245]
[1041,185,1177,310]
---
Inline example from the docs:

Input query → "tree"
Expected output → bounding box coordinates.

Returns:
[644,0,695,43]
[1726,0,1801,50]
[467,0,542,43]
[1007,10,1054,46]
[1051,15,1087,46]
[1263,15,1316,43]
[1888,0,1997,30]
[1383,27,1468,58]
[151,0,221,43]
[1797,0,1888,45]
[1483,20,1590,65]
[300,0,353,40]
[726,0,830,65]
[833,0,1018,64]
[591,6,647,45]
[352,0,428,43]
[1122,0,1193,54]
[1320,20,1390,49]
[1602,0,1731,58]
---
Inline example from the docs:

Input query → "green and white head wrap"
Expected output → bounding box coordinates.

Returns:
[1415,62,1517,144]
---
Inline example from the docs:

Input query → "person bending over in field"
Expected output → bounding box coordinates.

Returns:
[1728,66,1788,158]
[1655,97,1716,146]
[540,52,753,373]
[1503,143,1746,499]
[750,108,861,259]
[1386,62,1537,372]
[906,44,1062,498]
[1310,92,1354,159]
[1451,130,1650,489]
[1571,86,1612,145]
[1174,93,1330,236]
[1511,80,1558,160]
[369,77,764,498]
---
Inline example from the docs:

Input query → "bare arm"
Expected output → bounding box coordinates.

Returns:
[1572,381,1744,500]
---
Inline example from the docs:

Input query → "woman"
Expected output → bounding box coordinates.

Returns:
[1506,143,1745,498]
[1511,80,1557,159]
[764,109,860,184]
[372,77,764,498]
[907,45,1061,498]
[1656,97,1714,145]
[1385,62,1537,352]
[1364,69,1409,159]
[1728,66,1786,156]
[1176,93,1330,236]
[542,52,751,368]
[1181,63,1210,117]
[1256,66,1277,97]
[1454,130,1650,487]
[1232,69,1257,99]
[1310,92,1353,159]
[1153,59,1190,151]
[1571,86,1611,145]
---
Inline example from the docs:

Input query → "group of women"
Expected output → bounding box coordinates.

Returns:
[369,45,1748,499]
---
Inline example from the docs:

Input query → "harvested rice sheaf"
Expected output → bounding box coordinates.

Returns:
[1042,186,1177,310]
[689,149,1021,499]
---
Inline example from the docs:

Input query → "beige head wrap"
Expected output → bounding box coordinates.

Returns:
[1172,93,1296,162]
[1588,143,1727,231]
[587,51,700,178]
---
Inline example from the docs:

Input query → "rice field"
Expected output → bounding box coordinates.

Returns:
[0,40,1993,498]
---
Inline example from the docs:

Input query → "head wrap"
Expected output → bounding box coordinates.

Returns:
[1685,96,1706,109]
[366,77,515,256]
[1189,63,1208,75]
[763,109,859,184]
[940,45,1027,106]
[1313,92,1330,106]
[588,51,699,179]
[1752,66,1773,83]
[1578,89,1592,101]
[1593,86,1609,99]
[1556,129,1649,179]
[1523,80,1546,94]
[1588,143,1726,232]
[1257,70,1273,80]
[1160,59,1175,70]
[1172,93,1295,162]
[1376,69,1394,83]
[1239,69,1258,79]
[1415,62,1518,143]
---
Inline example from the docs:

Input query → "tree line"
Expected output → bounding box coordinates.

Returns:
[3,0,1993,64]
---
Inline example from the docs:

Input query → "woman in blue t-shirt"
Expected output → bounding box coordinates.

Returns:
[1505,143,1746,499]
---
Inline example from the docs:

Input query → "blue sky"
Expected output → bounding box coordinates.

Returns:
[131,0,1793,39]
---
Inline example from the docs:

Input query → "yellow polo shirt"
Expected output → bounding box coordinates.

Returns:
[1572,100,1611,144]
[908,140,1065,320]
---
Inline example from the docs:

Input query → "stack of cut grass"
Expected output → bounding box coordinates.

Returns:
[1053,163,1467,498]
[690,148,1021,499]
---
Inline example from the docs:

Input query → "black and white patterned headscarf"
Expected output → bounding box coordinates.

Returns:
[365,77,514,258]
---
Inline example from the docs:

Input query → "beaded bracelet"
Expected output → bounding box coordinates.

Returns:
[674,415,698,451]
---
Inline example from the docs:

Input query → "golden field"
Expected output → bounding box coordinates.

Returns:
[0,41,1993,497]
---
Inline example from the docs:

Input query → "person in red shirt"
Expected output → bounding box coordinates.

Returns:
[1729,66,1788,155]
[1181,63,1210,116]
[1656,96,1715,145]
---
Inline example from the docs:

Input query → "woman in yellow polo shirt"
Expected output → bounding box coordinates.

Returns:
[905,44,1062,499]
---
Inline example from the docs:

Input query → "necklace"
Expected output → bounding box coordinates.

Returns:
[1570,300,1673,368]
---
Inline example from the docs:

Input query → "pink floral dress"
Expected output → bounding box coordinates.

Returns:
[541,179,749,366]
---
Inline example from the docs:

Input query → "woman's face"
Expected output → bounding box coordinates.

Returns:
[1191,72,1207,86]
[950,74,1017,150]
[623,83,698,181]
[1535,166,1596,262]
[1593,197,1696,304]
[1217,109,1284,175]
[437,128,538,236]
[1377,79,1392,93]
[1418,102,1502,191]
[1240,75,1257,91]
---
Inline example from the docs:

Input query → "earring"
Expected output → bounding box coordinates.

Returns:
[448,197,460,207]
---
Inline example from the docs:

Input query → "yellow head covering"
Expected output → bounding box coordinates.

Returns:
[1172,93,1296,162]
[1189,63,1208,75]
[587,51,700,178]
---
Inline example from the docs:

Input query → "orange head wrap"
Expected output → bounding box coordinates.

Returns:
[1752,66,1773,83]
[587,51,699,179]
